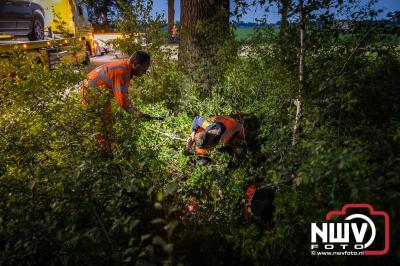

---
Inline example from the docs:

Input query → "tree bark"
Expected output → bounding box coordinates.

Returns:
[101,12,108,32]
[168,0,175,37]
[179,0,231,94]
[280,0,290,33]
[292,0,305,145]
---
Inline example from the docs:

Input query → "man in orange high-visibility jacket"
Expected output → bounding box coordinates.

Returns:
[80,50,152,155]
[186,115,245,164]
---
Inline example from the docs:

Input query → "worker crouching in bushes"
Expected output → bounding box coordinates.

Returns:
[185,115,245,165]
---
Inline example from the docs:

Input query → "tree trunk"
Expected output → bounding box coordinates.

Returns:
[179,0,231,95]
[100,0,111,32]
[280,0,290,33]
[292,0,305,145]
[101,12,108,32]
[168,0,175,37]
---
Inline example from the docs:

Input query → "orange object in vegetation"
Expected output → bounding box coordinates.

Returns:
[193,115,244,155]
[80,60,136,155]
[86,60,136,113]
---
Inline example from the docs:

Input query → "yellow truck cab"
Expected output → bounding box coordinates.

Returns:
[0,0,95,69]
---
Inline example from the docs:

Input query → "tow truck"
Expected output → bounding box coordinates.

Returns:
[0,0,96,70]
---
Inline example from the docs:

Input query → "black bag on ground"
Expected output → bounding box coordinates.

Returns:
[250,184,276,222]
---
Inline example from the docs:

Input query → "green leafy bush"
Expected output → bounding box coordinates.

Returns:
[1,6,399,266]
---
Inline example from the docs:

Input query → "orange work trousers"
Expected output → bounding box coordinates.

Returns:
[80,80,114,156]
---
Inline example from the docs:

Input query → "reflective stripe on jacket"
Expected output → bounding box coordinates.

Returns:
[87,60,135,112]
[193,115,244,155]
[206,115,244,144]
[191,116,221,133]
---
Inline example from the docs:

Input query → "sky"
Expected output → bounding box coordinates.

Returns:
[151,0,400,23]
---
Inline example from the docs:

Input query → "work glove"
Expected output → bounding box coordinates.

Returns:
[138,113,153,121]
[150,116,165,121]
[138,113,165,121]
[185,137,194,150]
[185,131,197,150]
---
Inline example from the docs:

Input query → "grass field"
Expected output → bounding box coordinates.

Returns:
[235,27,255,40]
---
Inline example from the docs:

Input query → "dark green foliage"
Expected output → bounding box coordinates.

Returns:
[0,1,400,265]
[0,57,180,265]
